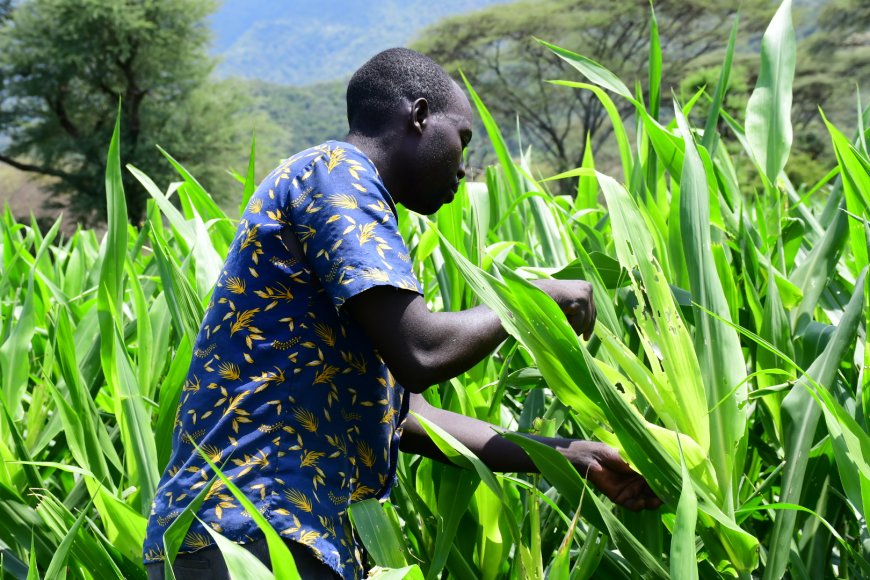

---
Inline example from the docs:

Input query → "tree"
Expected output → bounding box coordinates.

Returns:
[796,0,870,130]
[0,0,254,223]
[248,79,348,157]
[412,0,772,183]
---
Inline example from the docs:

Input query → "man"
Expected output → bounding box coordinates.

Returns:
[144,48,659,580]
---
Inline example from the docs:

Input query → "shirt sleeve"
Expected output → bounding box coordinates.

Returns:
[287,147,423,310]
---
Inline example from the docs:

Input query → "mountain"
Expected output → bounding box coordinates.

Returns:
[210,0,508,85]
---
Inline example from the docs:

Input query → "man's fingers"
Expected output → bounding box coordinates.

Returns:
[567,302,594,340]
[605,474,664,512]
[585,295,597,340]
[622,497,645,512]
[591,299,597,330]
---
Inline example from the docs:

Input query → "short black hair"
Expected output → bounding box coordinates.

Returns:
[346,48,456,133]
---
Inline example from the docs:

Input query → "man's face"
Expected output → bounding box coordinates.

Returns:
[399,83,473,215]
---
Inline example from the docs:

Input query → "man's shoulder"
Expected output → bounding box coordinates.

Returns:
[275,140,376,179]
[253,140,392,218]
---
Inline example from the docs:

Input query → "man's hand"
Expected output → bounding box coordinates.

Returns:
[562,440,662,512]
[532,279,597,339]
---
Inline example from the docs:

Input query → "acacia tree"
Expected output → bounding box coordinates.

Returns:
[413,0,771,182]
[796,0,869,129]
[0,0,252,223]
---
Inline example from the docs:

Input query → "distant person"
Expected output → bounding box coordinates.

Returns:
[143,47,659,580]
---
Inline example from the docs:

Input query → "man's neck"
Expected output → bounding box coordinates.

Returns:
[344,131,402,201]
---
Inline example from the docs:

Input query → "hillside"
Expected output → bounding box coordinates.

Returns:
[211,0,509,85]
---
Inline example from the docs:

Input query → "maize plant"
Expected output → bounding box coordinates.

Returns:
[1,0,869,578]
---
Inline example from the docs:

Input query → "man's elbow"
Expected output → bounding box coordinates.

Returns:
[391,367,434,394]
[386,350,439,394]
[398,379,431,394]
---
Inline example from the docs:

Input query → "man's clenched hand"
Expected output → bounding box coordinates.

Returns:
[533,279,597,340]
[563,441,662,512]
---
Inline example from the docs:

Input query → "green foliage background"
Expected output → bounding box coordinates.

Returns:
[0,0,870,580]
[0,0,256,223]
[1,2,870,578]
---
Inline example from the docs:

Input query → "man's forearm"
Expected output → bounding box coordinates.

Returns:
[400,393,577,473]
[400,397,663,512]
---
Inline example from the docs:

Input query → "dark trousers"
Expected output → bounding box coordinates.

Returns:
[145,538,340,579]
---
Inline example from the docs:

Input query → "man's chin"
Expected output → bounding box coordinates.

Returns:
[406,201,445,216]
[416,206,441,216]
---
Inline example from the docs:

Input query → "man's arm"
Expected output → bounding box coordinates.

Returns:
[400,393,661,512]
[344,281,657,510]
[342,279,594,393]
[344,286,506,392]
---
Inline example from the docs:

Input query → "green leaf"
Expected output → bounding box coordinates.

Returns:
[502,434,669,580]
[438,228,759,573]
[100,289,159,515]
[43,494,95,580]
[548,82,634,181]
[428,469,478,580]
[0,267,36,419]
[348,499,408,569]
[701,15,739,155]
[155,332,193,472]
[738,503,868,575]
[162,471,217,579]
[763,270,865,580]
[201,518,274,580]
[411,413,504,504]
[745,0,796,181]
[127,260,155,398]
[157,145,235,248]
[789,200,848,333]
[537,39,633,101]
[368,564,426,579]
[824,113,870,274]
[670,441,698,580]
[675,102,747,512]
[576,133,598,229]
[240,132,257,216]
[30,489,126,578]
[597,171,710,451]
[757,266,795,438]
[460,72,521,200]
[647,2,661,120]
[100,102,128,321]
[410,412,523,574]
[193,443,300,580]
[147,219,205,339]
[26,534,38,580]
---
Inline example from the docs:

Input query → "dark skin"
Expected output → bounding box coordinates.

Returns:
[342,81,660,512]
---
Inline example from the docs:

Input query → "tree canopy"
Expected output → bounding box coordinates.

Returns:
[0,0,254,223]
[413,0,775,182]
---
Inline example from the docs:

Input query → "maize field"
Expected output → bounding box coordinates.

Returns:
[1,0,869,578]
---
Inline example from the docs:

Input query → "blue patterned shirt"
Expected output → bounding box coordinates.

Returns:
[144,141,423,579]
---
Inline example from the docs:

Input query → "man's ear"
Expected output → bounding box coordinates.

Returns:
[410,98,429,135]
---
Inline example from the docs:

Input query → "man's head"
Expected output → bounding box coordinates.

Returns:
[346,48,473,215]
